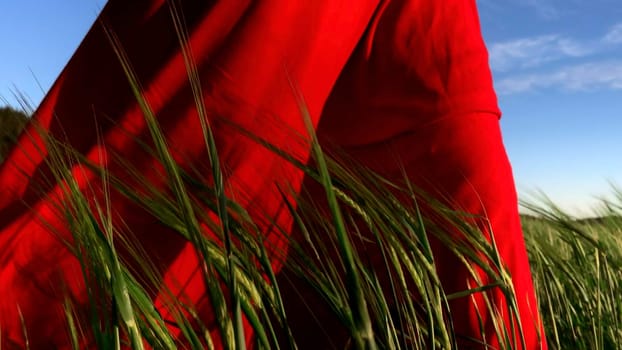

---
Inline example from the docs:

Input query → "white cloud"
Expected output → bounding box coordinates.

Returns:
[604,23,622,44]
[489,35,591,72]
[521,0,561,19]
[489,22,622,75]
[484,8,622,95]
[495,61,622,94]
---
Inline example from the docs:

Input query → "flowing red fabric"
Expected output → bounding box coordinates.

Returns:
[0,0,545,349]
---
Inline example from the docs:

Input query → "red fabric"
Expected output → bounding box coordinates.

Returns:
[0,0,545,349]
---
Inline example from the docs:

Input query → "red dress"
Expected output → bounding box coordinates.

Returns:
[0,1,545,348]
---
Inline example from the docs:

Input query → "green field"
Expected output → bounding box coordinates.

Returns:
[1,105,620,349]
[523,197,622,349]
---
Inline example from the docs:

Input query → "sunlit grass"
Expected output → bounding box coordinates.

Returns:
[522,190,622,350]
[18,94,528,349]
[5,70,622,349]
[4,7,622,349]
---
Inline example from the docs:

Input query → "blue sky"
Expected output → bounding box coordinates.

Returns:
[477,0,622,215]
[1,1,620,216]
[0,1,103,107]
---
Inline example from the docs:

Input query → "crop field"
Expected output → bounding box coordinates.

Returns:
[523,197,622,350]
[0,105,620,349]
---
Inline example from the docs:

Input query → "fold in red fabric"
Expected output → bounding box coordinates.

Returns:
[0,0,545,349]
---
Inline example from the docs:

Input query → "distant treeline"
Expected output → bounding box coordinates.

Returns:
[0,106,28,162]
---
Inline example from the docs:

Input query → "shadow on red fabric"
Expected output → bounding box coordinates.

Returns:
[0,1,546,349]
